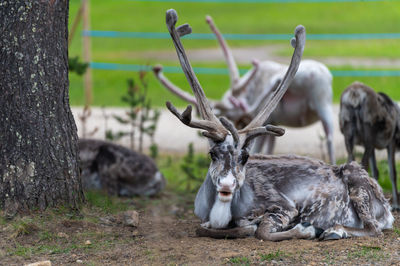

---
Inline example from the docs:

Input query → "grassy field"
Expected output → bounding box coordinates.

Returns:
[68,0,400,107]
[69,65,400,106]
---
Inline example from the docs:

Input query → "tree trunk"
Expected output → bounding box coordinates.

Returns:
[0,0,84,215]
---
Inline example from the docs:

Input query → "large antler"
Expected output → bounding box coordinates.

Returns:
[166,9,228,141]
[239,25,306,136]
[206,15,260,96]
[153,65,198,106]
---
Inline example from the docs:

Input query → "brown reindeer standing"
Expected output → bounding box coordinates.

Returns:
[164,9,393,240]
[339,81,400,209]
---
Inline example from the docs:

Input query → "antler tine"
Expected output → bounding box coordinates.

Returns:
[219,117,239,145]
[206,15,240,90]
[166,101,226,141]
[239,25,306,134]
[153,64,198,107]
[231,59,260,97]
[242,125,285,150]
[166,9,228,139]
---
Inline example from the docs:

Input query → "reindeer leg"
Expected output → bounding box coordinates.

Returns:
[255,200,322,241]
[318,105,335,164]
[320,180,383,240]
[361,124,376,175]
[251,135,267,154]
[196,224,257,239]
[256,221,323,241]
[361,146,373,175]
[264,135,276,154]
[320,223,380,240]
[343,123,355,163]
[369,149,379,180]
[387,141,400,210]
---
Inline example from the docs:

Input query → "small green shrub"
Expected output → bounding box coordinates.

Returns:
[180,143,210,192]
[260,250,287,261]
[229,256,250,265]
[106,72,160,155]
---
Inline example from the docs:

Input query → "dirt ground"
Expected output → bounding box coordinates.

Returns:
[1,190,400,266]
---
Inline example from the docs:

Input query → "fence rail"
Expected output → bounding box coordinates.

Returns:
[127,0,393,3]
[83,30,400,40]
[90,62,400,77]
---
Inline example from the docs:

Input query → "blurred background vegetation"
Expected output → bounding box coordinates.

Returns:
[68,0,400,106]
[68,0,400,193]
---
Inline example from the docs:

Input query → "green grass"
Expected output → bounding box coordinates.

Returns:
[2,190,136,260]
[347,246,387,261]
[69,65,400,106]
[157,152,210,193]
[84,190,131,214]
[69,0,400,54]
[260,250,287,262]
[228,256,250,265]
[393,227,400,237]
[68,0,400,107]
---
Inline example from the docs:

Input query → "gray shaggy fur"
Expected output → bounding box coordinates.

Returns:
[196,153,393,240]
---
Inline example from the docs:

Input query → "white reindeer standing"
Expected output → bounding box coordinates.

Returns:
[164,9,393,240]
[154,14,335,164]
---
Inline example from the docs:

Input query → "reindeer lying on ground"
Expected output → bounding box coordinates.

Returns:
[154,14,335,164]
[339,81,400,209]
[164,9,393,240]
[79,139,166,197]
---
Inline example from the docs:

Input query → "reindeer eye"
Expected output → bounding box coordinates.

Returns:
[239,150,249,165]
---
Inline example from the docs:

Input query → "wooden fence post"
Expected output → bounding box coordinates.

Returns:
[82,0,93,106]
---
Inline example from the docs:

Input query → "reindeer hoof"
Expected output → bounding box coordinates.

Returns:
[294,223,323,239]
[391,204,400,212]
[322,232,341,240]
[319,226,348,241]
[196,225,256,239]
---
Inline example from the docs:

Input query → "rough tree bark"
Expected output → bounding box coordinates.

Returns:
[0,0,84,215]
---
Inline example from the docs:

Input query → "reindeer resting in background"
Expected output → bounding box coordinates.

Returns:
[164,9,393,240]
[154,14,335,164]
[79,139,166,197]
[339,81,400,209]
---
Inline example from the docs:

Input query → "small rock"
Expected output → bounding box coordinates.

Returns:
[76,260,83,264]
[169,205,181,215]
[99,216,116,226]
[122,210,139,227]
[175,231,189,238]
[57,232,69,238]
[131,229,140,237]
[25,261,51,266]
[85,240,91,245]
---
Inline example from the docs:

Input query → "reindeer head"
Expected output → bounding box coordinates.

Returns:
[164,9,305,226]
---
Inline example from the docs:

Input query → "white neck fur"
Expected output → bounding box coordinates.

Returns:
[209,198,232,229]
